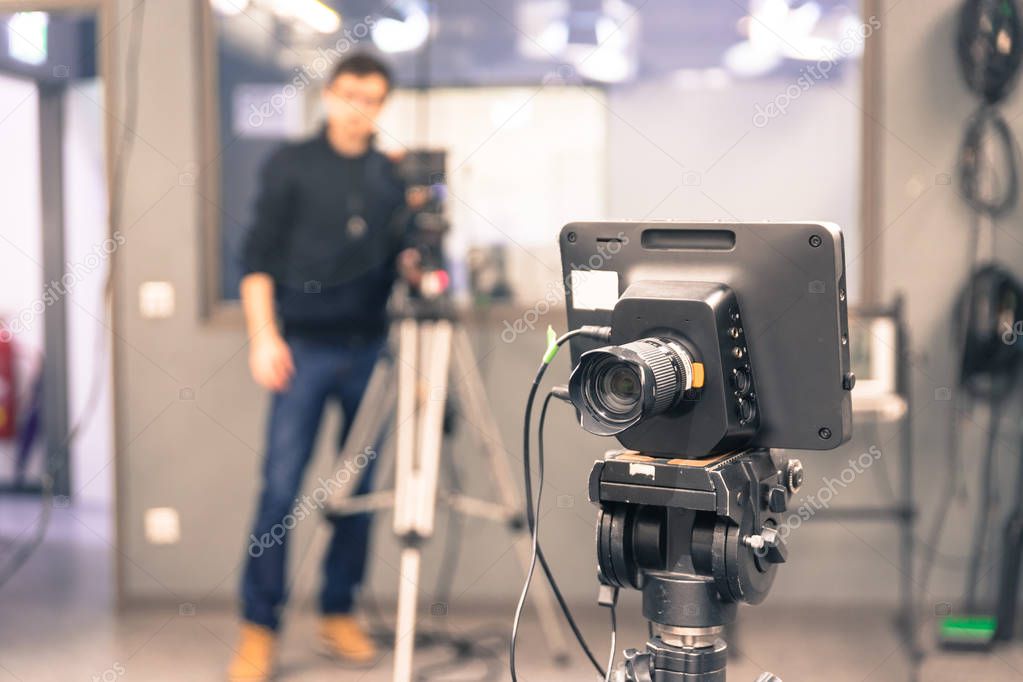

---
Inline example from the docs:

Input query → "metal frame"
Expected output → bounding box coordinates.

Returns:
[193,0,234,324]
[37,81,70,496]
[859,0,884,306]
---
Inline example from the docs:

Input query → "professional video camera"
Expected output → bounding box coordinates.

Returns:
[514,221,853,682]
[397,149,451,302]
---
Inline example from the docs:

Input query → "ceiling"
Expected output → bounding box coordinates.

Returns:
[216,0,862,86]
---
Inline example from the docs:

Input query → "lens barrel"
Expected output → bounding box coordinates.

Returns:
[568,337,695,436]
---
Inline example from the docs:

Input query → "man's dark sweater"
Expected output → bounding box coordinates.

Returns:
[242,129,408,342]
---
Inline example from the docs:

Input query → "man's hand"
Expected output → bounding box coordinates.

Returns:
[406,186,431,210]
[240,273,293,392]
[397,248,424,288]
[249,331,295,392]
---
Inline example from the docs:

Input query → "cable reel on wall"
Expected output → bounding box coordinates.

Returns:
[953,0,1023,397]
[935,0,1023,652]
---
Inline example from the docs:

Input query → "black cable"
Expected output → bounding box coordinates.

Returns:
[917,216,984,610]
[965,399,1005,610]
[413,626,506,682]
[331,355,503,681]
[410,443,510,682]
[0,472,52,589]
[510,328,608,681]
[510,388,556,682]
[958,104,1019,218]
[318,415,503,681]
[918,105,1023,608]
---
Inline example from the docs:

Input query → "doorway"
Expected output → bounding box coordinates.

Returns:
[0,6,114,600]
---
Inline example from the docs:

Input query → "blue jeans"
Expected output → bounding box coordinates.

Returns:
[242,335,385,631]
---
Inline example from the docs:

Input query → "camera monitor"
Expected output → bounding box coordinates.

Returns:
[559,221,852,456]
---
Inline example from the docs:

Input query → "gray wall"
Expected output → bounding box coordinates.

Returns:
[110,0,1018,615]
[110,0,608,609]
[878,0,1023,611]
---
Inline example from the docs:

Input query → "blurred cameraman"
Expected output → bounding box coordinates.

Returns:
[229,54,420,682]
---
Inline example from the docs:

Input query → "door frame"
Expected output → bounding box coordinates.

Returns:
[1,0,122,604]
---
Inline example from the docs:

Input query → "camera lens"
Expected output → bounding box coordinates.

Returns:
[569,337,695,436]
[591,361,643,419]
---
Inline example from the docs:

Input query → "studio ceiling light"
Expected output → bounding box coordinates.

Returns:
[372,0,430,54]
[7,12,48,65]
[517,0,639,83]
[268,0,341,35]
[724,0,863,77]
[209,0,252,17]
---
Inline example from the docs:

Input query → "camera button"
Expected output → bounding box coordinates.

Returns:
[736,396,756,424]
[732,367,751,394]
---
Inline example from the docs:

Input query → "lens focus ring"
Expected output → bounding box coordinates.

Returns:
[629,339,691,413]
[568,336,696,437]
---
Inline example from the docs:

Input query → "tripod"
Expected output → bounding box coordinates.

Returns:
[590,448,799,682]
[324,310,567,682]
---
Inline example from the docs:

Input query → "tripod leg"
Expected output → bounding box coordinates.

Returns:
[392,319,420,538]
[325,339,396,516]
[393,546,423,682]
[338,343,396,462]
[392,320,454,682]
[451,327,570,662]
[391,319,420,682]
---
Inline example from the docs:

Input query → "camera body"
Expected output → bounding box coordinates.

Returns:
[560,220,853,456]
[572,280,759,455]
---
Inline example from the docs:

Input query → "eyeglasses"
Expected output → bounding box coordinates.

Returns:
[327,86,386,111]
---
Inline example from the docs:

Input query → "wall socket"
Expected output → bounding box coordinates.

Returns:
[139,281,175,319]
[144,507,181,545]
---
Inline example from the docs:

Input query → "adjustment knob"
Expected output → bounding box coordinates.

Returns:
[761,527,788,564]
[785,459,804,494]
[623,648,654,682]
[767,485,787,513]
[744,527,788,564]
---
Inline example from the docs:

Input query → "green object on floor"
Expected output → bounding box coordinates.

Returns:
[938,615,997,651]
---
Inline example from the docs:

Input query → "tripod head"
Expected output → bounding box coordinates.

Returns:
[591,448,801,681]
[550,221,851,681]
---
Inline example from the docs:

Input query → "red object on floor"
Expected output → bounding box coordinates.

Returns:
[0,324,15,439]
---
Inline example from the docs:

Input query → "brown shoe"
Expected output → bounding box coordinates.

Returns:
[227,622,276,681]
[318,614,379,666]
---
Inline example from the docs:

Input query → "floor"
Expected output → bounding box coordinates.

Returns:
[2,503,1023,681]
